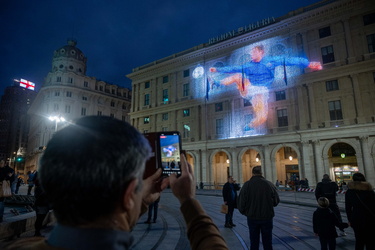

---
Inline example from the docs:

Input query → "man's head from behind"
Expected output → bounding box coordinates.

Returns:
[40,116,151,228]
[252,166,262,176]
[317,197,329,208]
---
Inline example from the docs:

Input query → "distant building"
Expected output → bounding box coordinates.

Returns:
[26,40,131,171]
[128,0,375,188]
[0,84,37,170]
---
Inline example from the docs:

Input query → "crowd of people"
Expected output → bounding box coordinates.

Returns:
[0,116,374,250]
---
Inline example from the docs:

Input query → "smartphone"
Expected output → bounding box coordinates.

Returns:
[143,131,182,178]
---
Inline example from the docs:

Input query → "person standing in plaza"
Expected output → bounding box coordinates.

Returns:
[222,176,240,228]
[237,166,280,250]
[313,197,348,250]
[315,174,346,236]
[27,170,36,195]
[0,159,14,222]
[345,172,375,250]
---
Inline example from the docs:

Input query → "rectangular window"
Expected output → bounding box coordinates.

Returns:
[122,103,127,110]
[244,99,252,107]
[65,105,71,113]
[82,96,88,101]
[183,124,190,138]
[57,76,61,82]
[68,77,73,83]
[363,13,375,26]
[162,113,168,121]
[275,90,286,101]
[122,115,126,122]
[162,75,169,83]
[328,100,343,120]
[162,89,169,102]
[99,86,103,91]
[183,69,190,78]
[55,91,60,96]
[111,89,115,94]
[84,81,89,87]
[144,117,150,124]
[111,101,115,107]
[144,94,150,106]
[183,109,190,117]
[66,91,72,97]
[183,83,190,97]
[319,26,331,38]
[81,107,86,116]
[321,45,335,64]
[216,119,224,134]
[97,111,102,116]
[326,80,339,91]
[215,102,223,112]
[277,109,288,127]
[145,81,150,89]
[54,104,59,111]
[162,127,168,132]
[367,33,375,53]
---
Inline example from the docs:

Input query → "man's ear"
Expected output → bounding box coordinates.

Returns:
[122,178,138,212]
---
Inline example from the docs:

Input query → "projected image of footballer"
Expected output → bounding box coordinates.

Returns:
[210,44,322,131]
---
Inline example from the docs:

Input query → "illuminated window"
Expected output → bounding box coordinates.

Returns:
[162,89,169,102]
[84,81,89,87]
[144,94,150,106]
[65,105,70,113]
[183,83,190,97]
[183,109,190,117]
[244,99,252,107]
[215,102,223,112]
[326,80,339,91]
[321,45,335,64]
[216,119,224,134]
[367,33,375,53]
[183,69,190,78]
[81,107,86,116]
[97,111,102,116]
[363,13,375,26]
[319,26,331,38]
[183,124,190,138]
[162,75,169,83]
[55,91,60,96]
[56,76,61,82]
[111,101,115,107]
[277,109,288,127]
[145,81,150,89]
[144,117,150,124]
[328,100,343,120]
[66,91,72,97]
[68,77,73,83]
[162,113,168,121]
[275,90,286,101]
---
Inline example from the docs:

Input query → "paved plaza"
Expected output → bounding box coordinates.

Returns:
[0,187,355,249]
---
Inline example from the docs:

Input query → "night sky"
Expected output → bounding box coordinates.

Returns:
[0,0,321,94]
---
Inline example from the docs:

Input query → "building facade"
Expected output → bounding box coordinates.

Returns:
[0,84,37,170]
[26,40,132,172]
[128,0,375,188]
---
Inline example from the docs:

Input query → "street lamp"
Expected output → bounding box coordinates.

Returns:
[48,115,66,132]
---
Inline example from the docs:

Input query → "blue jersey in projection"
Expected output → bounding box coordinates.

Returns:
[215,56,310,86]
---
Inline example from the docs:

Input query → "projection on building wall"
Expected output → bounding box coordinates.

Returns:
[192,37,322,138]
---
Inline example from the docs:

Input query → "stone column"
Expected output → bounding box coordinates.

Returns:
[350,74,365,124]
[262,144,272,181]
[313,140,325,182]
[301,141,317,186]
[307,83,318,129]
[360,136,375,186]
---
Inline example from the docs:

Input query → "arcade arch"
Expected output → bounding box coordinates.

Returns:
[274,146,299,188]
[240,149,262,182]
[211,151,230,188]
[328,142,358,184]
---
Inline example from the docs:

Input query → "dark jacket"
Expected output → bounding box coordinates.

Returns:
[313,207,348,239]
[222,182,240,207]
[345,181,375,230]
[237,175,279,220]
[315,178,338,204]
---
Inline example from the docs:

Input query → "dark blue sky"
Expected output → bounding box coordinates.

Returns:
[0,0,321,94]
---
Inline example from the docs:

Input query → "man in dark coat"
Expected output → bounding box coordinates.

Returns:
[222,176,240,228]
[315,174,346,236]
[345,172,375,250]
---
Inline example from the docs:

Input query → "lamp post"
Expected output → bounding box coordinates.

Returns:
[48,115,65,132]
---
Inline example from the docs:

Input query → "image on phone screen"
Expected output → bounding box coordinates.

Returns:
[159,133,181,176]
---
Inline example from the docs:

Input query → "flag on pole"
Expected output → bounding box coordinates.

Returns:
[20,79,35,90]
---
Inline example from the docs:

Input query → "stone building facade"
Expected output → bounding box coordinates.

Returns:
[25,40,131,172]
[128,0,375,188]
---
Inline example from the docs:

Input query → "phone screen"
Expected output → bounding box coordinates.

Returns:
[159,132,181,176]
